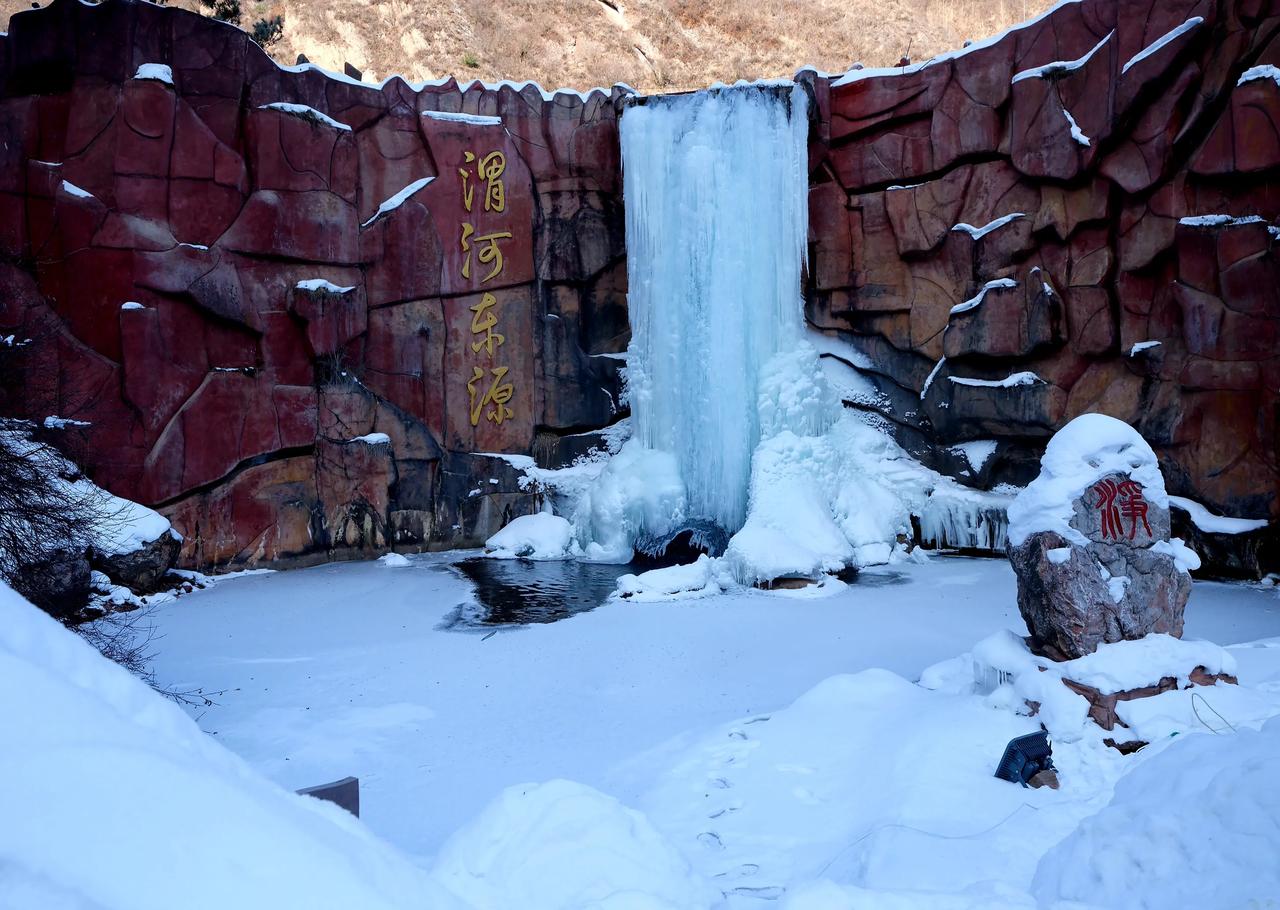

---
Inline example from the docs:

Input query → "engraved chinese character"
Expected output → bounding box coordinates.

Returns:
[460,222,513,283]
[469,292,505,357]
[1093,478,1152,540]
[477,151,505,213]
[458,160,476,213]
[459,150,506,214]
[1117,479,1151,539]
[467,365,514,426]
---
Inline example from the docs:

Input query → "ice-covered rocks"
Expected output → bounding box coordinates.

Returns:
[1006,414,1199,660]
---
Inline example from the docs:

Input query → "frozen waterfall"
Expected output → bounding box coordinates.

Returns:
[552,81,1011,578]
[620,84,810,534]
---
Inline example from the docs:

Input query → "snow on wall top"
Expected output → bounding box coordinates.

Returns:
[258,102,353,132]
[1007,413,1168,547]
[133,63,173,84]
[1011,29,1113,83]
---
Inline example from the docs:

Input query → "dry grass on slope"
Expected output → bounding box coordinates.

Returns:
[4,0,1053,93]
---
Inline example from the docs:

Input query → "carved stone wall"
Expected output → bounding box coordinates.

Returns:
[0,0,628,568]
[1,0,1276,573]
[802,0,1280,551]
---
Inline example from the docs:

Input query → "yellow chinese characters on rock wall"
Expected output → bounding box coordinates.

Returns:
[459,149,516,428]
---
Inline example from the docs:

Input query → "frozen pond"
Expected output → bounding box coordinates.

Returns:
[148,554,1280,864]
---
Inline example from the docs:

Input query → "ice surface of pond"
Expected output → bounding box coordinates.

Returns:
[148,554,1280,867]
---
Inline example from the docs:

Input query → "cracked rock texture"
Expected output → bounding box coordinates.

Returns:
[1,0,1277,572]
[0,0,627,569]
[802,0,1279,573]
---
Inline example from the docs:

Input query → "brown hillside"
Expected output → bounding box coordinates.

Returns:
[3,0,1054,93]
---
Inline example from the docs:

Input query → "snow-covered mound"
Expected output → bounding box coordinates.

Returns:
[1007,413,1167,547]
[0,580,466,910]
[93,488,178,556]
[433,779,716,909]
[1033,715,1280,910]
[616,554,724,602]
[484,512,574,560]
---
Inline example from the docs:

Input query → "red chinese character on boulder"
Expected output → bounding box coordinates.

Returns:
[1117,479,1152,540]
[1092,478,1152,540]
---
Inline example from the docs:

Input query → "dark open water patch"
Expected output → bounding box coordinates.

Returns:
[451,557,637,627]
[445,557,911,630]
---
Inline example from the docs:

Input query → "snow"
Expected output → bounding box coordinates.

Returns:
[1127,340,1160,355]
[120,301,145,310]
[361,177,435,228]
[93,489,178,556]
[133,63,173,84]
[134,553,1280,904]
[949,440,998,472]
[1150,538,1202,574]
[1168,495,1269,535]
[1062,108,1090,146]
[1011,30,1113,83]
[615,554,724,602]
[272,51,622,103]
[0,579,465,910]
[568,440,686,562]
[951,213,1023,240]
[434,779,716,909]
[349,432,390,445]
[378,553,411,567]
[920,356,946,400]
[948,371,1043,388]
[2,422,174,557]
[296,279,356,294]
[1007,413,1167,547]
[257,102,353,132]
[619,84,809,538]
[60,180,94,199]
[1239,63,1280,88]
[966,629,1247,742]
[949,278,1018,315]
[42,415,91,429]
[485,512,574,559]
[1178,213,1267,227]
[421,110,504,126]
[1033,715,1280,909]
[1121,16,1204,74]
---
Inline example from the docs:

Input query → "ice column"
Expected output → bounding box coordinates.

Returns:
[620,84,809,533]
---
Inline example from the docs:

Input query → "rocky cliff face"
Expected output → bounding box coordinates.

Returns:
[801,0,1280,554]
[0,0,628,568]
[0,0,1275,573]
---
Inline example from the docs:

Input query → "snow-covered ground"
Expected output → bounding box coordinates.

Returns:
[140,553,1280,907]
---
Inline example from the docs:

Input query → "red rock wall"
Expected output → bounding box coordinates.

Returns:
[2,0,1276,573]
[802,0,1280,542]
[0,0,628,568]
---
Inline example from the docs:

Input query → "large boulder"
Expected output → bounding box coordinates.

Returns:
[88,494,183,594]
[90,529,181,594]
[1006,413,1199,660]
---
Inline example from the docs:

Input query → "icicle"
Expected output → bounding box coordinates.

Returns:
[619,84,810,534]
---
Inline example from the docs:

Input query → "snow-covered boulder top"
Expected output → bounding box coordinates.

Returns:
[1007,413,1168,547]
